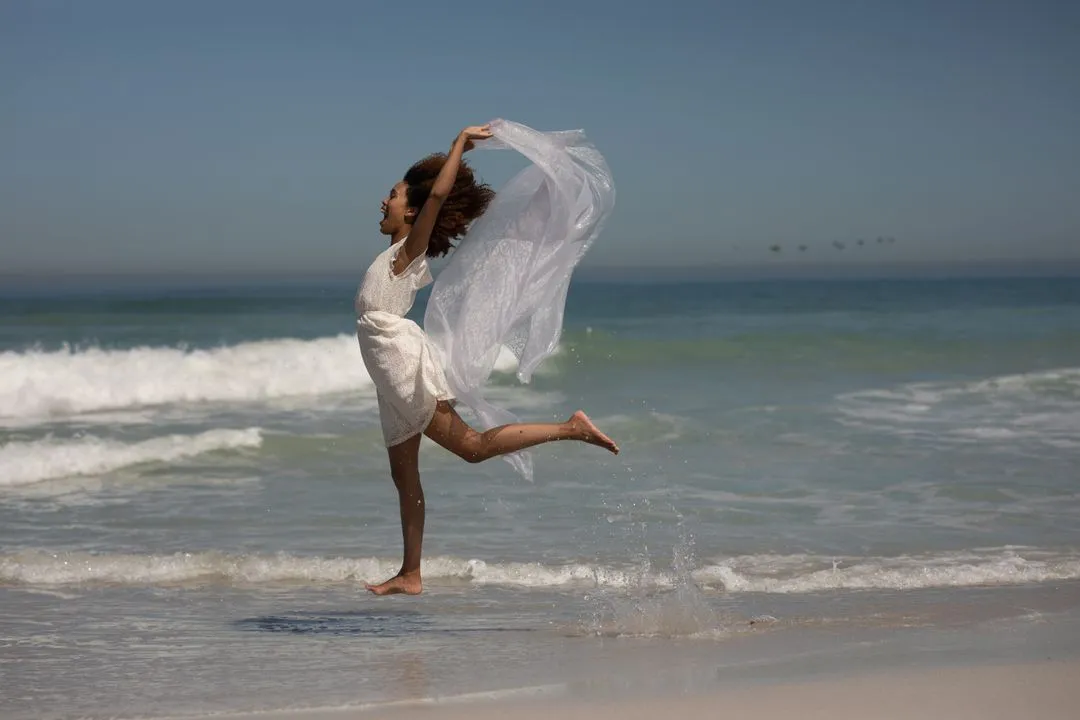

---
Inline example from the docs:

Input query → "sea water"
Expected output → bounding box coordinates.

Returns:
[2,276,1079,717]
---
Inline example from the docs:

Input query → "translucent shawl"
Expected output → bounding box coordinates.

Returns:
[423,118,615,480]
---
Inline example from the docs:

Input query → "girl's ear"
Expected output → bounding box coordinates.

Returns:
[403,208,416,225]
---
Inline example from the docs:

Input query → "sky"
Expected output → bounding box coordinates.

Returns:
[2,0,1078,276]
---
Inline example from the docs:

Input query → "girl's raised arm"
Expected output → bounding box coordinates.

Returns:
[394,125,492,273]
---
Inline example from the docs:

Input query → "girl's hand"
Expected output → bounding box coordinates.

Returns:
[459,124,493,151]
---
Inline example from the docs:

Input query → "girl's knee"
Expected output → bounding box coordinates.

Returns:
[461,444,488,463]
[458,435,492,463]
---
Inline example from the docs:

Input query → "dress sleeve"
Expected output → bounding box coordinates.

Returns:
[389,244,434,289]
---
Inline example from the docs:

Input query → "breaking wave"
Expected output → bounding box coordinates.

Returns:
[3,547,1076,592]
[0,428,263,487]
[835,367,1080,448]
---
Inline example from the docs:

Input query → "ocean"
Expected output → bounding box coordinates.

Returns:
[2,274,1079,718]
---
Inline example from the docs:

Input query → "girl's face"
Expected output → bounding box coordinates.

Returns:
[378,181,413,236]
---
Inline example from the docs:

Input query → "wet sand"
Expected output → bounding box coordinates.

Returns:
[166,660,1078,720]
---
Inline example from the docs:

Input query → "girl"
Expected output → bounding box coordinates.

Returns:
[356,124,619,596]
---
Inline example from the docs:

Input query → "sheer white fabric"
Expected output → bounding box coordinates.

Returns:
[424,118,615,480]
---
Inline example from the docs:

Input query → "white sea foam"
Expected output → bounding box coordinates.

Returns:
[835,367,1080,447]
[3,547,1076,591]
[695,548,1080,593]
[0,428,263,487]
[0,335,373,424]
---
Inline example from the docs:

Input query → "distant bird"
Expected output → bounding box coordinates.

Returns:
[833,240,846,250]
[798,244,808,252]
[887,236,896,244]
[856,238,865,246]
[876,236,885,244]
[770,244,782,253]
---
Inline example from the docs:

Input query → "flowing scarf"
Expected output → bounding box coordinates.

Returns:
[424,118,615,480]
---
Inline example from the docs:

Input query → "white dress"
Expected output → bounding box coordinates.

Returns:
[355,239,453,447]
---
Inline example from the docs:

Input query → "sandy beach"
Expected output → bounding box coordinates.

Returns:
[165,660,1078,720]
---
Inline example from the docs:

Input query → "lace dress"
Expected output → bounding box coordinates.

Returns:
[355,239,453,447]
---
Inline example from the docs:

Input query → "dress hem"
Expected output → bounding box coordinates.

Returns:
[384,393,456,448]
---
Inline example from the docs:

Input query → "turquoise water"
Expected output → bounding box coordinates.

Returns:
[1,276,1079,717]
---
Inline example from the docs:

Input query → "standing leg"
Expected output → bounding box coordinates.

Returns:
[424,401,619,463]
[365,433,425,596]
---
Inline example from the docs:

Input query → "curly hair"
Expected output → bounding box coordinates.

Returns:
[403,153,495,257]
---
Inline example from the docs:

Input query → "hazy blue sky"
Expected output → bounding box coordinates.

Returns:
[2,0,1078,276]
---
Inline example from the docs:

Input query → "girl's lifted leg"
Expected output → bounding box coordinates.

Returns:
[365,433,425,596]
[424,401,618,463]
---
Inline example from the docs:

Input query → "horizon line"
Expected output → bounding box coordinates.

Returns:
[2,258,1079,289]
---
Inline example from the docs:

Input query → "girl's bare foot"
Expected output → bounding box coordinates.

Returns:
[365,570,422,596]
[569,411,619,454]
